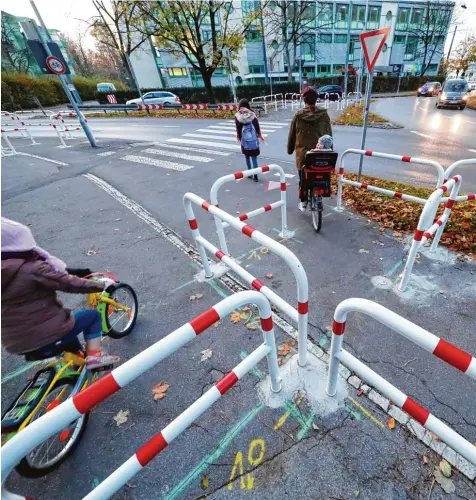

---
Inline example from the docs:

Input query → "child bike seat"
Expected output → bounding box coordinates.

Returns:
[22,336,82,361]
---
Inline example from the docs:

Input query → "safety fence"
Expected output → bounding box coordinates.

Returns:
[344,92,364,107]
[137,103,239,112]
[1,291,281,500]
[184,192,309,367]
[327,298,476,466]
[209,164,293,256]
[251,94,283,113]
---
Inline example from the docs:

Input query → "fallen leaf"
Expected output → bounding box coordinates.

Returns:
[126,483,137,489]
[246,322,258,330]
[200,348,213,362]
[358,248,369,254]
[278,341,292,356]
[439,459,452,478]
[113,409,130,426]
[189,293,204,301]
[239,311,249,320]
[357,389,364,397]
[200,474,209,490]
[86,249,97,256]
[387,417,396,430]
[242,307,250,312]
[433,468,455,493]
[421,455,429,464]
[266,273,273,279]
[152,381,169,401]
[230,311,241,323]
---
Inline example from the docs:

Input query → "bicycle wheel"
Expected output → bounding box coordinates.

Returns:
[105,283,138,339]
[311,191,323,233]
[15,376,89,478]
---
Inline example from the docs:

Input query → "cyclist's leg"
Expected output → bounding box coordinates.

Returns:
[251,156,258,181]
[298,170,308,211]
[245,155,252,170]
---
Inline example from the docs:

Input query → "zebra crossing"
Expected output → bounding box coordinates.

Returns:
[118,119,288,172]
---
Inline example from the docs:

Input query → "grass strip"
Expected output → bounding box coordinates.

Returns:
[332,104,389,126]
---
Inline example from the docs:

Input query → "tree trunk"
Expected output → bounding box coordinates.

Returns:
[121,54,137,91]
[202,71,215,103]
[285,45,292,82]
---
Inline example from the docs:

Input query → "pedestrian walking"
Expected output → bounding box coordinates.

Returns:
[235,98,265,182]
[287,87,332,211]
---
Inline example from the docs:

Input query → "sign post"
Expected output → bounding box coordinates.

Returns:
[357,27,390,181]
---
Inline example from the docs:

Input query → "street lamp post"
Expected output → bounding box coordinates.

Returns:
[344,1,353,96]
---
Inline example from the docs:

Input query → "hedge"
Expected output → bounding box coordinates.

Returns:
[1,73,125,111]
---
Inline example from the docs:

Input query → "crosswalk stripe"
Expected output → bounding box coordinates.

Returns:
[120,155,194,171]
[167,138,241,150]
[196,128,269,138]
[214,122,280,132]
[257,121,288,126]
[183,133,237,142]
[151,143,230,156]
[142,148,213,162]
[206,125,276,133]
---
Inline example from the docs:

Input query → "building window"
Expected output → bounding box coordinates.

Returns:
[317,2,333,27]
[386,10,392,21]
[268,0,277,11]
[336,4,349,28]
[271,39,279,50]
[242,0,259,15]
[248,65,264,74]
[405,38,418,60]
[168,68,187,77]
[352,5,365,25]
[213,66,227,76]
[302,34,315,61]
[317,34,332,43]
[396,7,409,29]
[334,34,347,43]
[427,64,438,73]
[382,43,388,53]
[317,65,330,74]
[367,6,380,28]
[246,28,262,41]
[393,35,406,44]
[434,35,445,45]
[333,64,345,74]
[411,8,424,26]
[224,2,233,14]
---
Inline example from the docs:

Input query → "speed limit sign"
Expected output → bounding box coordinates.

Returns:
[45,55,66,75]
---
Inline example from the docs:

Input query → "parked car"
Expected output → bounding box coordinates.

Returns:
[316,85,343,101]
[436,79,469,110]
[468,80,476,91]
[126,91,181,106]
[96,82,117,93]
[417,81,441,97]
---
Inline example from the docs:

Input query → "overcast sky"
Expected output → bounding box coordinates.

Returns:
[4,0,476,54]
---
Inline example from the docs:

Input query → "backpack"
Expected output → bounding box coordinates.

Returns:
[241,122,259,151]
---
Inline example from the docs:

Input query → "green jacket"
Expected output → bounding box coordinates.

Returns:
[287,106,333,170]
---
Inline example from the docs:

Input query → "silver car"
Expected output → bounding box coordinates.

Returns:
[126,91,181,106]
[436,79,469,110]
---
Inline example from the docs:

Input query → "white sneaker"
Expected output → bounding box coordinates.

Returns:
[298,202,307,212]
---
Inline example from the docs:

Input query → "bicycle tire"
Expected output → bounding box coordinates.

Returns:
[311,191,323,233]
[105,283,138,339]
[15,377,89,478]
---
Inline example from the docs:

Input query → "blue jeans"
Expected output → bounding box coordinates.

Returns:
[245,156,258,170]
[63,309,102,342]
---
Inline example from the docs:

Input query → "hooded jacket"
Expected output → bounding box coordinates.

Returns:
[1,254,105,354]
[287,106,333,170]
[234,107,261,157]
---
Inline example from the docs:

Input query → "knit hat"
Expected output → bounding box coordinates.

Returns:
[317,135,333,150]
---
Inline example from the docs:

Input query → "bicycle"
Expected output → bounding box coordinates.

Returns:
[301,150,339,233]
[1,270,138,478]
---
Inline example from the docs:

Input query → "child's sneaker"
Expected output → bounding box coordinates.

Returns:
[298,202,307,212]
[86,352,120,370]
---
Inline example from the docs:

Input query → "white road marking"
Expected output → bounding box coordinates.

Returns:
[207,124,278,133]
[274,172,296,178]
[182,133,237,142]
[17,152,68,166]
[410,130,433,139]
[97,151,116,156]
[120,155,194,171]
[256,121,287,127]
[167,138,240,150]
[142,148,213,162]
[129,141,158,147]
[155,143,230,156]
[196,128,268,137]
[468,149,476,153]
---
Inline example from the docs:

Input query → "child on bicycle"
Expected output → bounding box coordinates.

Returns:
[1,217,120,369]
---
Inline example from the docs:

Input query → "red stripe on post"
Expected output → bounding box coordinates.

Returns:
[216,371,239,395]
[73,373,120,414]
[423,232,431,240]
[242,224,256,238]
[188,219,198,230]
[402,397,430,425]
[445,199,455,209]
[339,167,344,175]
[452,176,459,182]
[332,320,346,335]
[264,204,272,212]
[281,182,287,191]
[402,156,411,162]
[260,316,273,332]
[234,172,244,180]
[251,279,264,290]
[364,150,373,156]
[261,165,270,172]
[468,194,475,200]
[215,250,225,260]
[436,219,443,226]
[414,229,424,242]
[394,192,403,198]
[136,432,168,467]
[202,201,211,211]
[361,183,368,189]
[433,339,473,373]
[440,185,448,193]
[297,301,309,314]
[239,214,248,221]
[189,308,221,335]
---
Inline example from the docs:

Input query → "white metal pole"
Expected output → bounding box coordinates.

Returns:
[357,71,373,181]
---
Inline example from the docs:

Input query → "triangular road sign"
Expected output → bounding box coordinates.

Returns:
[360,27,390,73]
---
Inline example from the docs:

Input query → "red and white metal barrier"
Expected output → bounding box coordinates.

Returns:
[443,159,476,185]
[399,176,465,291]
[183,192,309,366]
[1,291,281,500]
[137,103,239,112]
[1,132,18,156]
[217,104,238,111]
[137,103,164,111]
[210,164,293,255]
[1,127,38,146]
[337,149,446,210]
[327,298,476,466]
[344,92,363,108]
[182,104,208,110]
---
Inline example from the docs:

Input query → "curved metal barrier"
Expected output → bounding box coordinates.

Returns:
[443,158,476,184]
[1,291,281,500]
[183,192,309,367]
[210,164,293,255]
[327,298,476,466]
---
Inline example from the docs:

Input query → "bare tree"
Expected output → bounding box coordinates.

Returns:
[264,1,334,82]
[405,0,456,77]
[448,34,476,77]
[1,17,32,74]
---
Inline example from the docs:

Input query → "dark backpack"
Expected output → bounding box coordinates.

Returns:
[241,122,259,151]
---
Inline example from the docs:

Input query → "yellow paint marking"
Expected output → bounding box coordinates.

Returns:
[227,451,246,490]
[347,396,385,429]
[227,439,266,490]
[273,394,304,431]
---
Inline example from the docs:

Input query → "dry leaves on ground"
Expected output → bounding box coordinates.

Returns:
[230,311,241,323]
[113,409,130,426]
[246,322,258,330]
[152,381,169,401]
[433,468,455,493]
[266,273,273,279]
[200,474,209,490]
[278,339,296,357]
[200,348,213,362]
[189,293,204,301]
[439,459,452,478]
[387,417,396,430]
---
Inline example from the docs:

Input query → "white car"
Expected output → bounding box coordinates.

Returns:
[126,91,181,106]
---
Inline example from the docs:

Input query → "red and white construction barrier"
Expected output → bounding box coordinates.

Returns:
[1,291,281,500]
[182,104,208,110]
[217,104,238,111]
[183,192,309,367]
[1,131,18,156]
[327,298,476,465]
[399,175,469,291]
[1,127,38,147]
[137,103,164,110]
[210,164,293,256]
[443,158,476,186]
[337,149,445,211]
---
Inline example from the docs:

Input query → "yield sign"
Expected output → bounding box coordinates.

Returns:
[360,27,390,73]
